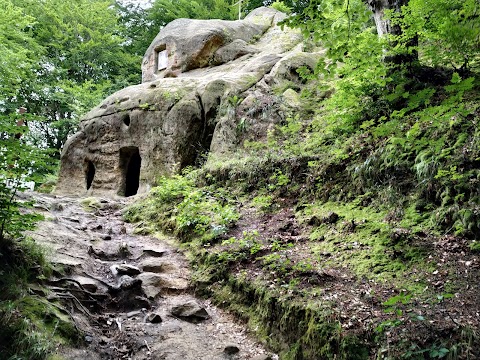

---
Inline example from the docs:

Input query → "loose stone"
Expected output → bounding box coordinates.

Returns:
[251,355,273,360]
[223,344,240,355]
[170,300,210,322]
[144,313,162,324]
[112,264,142,276]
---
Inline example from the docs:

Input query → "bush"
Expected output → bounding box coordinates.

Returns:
[124,171,239,244]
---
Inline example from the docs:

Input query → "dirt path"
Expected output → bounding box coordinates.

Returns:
[27,192,275,360]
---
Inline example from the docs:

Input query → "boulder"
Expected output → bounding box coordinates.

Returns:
[264,48,324,87]
[169,300,210,322]
[56,8,323,197]
[142,246,167,257]
[282,88,301,108]
[137,272,189,299]
[142,17,269,82]
[118,275,142,291]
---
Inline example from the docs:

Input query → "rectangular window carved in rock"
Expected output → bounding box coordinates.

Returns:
[157,49,168,72]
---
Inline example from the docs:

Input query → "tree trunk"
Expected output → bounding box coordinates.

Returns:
[365,0,409,37]
[365,0,418,67]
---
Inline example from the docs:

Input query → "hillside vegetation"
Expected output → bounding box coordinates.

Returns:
[124,0,480,358]
[0,0,479,358]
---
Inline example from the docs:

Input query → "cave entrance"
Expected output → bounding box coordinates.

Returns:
[119,147,141,197]
[85,160,95,190]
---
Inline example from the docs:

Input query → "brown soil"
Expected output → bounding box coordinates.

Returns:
[211,196,480,358]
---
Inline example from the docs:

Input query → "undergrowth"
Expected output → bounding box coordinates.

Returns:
[0,237,78,360]
[124,170,239,246]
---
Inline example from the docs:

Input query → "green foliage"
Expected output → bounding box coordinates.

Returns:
[268,169,290,191]
[0,238,50,299]
[469,241,480,253]
[10,0,141,156]
[149,0,235,24]
[0,9,57,345]
[252,194,274,213]
[243,0,309,17]
[221,230,262,257]
[283,0,379,80]
[391,0,480,71]
[0,10,72,346]
[124,171,239,244]
[270,1,291,14]
[300,201,428,281]
[0,305,53,360]
[259,251,292,275]
[0,295,78,360]
[0,116,51,241]
[0,0,41,97]
[274,0,480,239]
[374,292,471,359]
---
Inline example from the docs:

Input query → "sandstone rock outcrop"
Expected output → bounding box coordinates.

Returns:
[56,7,322,196]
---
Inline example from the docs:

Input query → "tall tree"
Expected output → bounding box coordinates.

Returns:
[364,0,409,36]
[15,0,141,156]
[0,0,40,100]
[0,0,50,242]
[285,0,479,73]
[394,0,480,72]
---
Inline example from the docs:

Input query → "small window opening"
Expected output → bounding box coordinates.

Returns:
[85,160,95,190]
[156,45,168,72]
[119,147,141,197]
[123,114,131,127]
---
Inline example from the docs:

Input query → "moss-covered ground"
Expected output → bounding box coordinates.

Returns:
[0,237,80,359]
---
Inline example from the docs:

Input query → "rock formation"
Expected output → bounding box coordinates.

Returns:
[56,7,322,196]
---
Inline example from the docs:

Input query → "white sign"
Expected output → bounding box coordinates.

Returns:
[157,50,168,71]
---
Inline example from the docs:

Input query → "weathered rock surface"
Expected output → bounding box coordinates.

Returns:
[57,7,322,197]
[142,246,167,257]
[139,258,178,273]
[137,272,189,299]
[142,15,270,81]
[73,275,99,293]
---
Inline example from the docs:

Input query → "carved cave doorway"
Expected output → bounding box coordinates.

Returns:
[119,147,141,197]
[85,160,95,190]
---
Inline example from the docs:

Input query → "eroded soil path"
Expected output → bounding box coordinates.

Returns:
[27,192,275,360]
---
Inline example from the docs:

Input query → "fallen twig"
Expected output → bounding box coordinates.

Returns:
[144,340,151,352]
